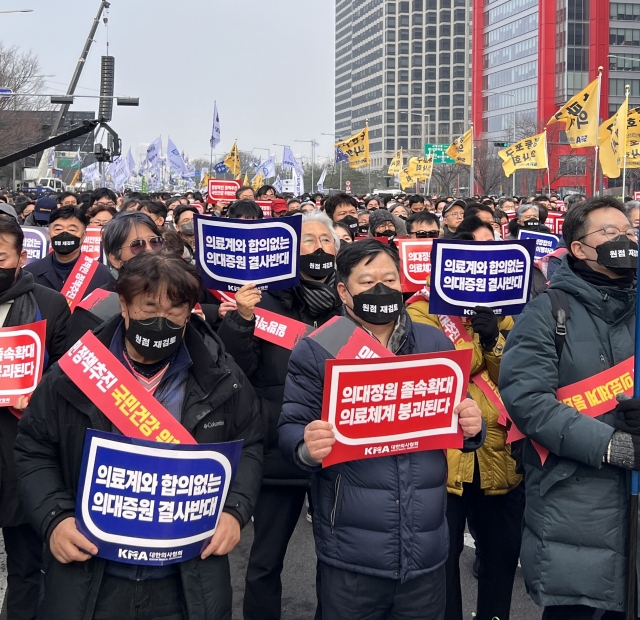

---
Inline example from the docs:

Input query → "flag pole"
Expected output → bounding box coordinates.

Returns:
[623,86,630,201]
[470,123,475,198]
[593,67,603,197]
[545,129,551,194]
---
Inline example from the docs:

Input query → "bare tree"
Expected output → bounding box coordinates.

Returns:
[474,141,507,195]
[431,163,466,196]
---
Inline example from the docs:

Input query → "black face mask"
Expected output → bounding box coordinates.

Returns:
[586,236,639,275]
[339,215,359,234]
[349,282,403,325]
[126,317,185,361]
[522,219,541,231]
[51,232,81,255]
[0,267,17,294]
[375,229,396,238]
[300,248,335,280]
[358,225,369,235]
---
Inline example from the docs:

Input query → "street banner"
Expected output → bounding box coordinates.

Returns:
[394,238,433,292]
[256,200,273,218]
[60,332,195,445]
[334,127,370,169]
[75,430,242,566]
[0,320,46,407]
[60,254,99,312]
[544,212,565,235]
[208,179,241,203]
[253,306,314,350]
[81,227,104,262]
[194,215,301,292]
[517,230,560,261]
[498,132,548,177]
[21,227,49,265]
[428,239,536,316]
[320,349,471,467]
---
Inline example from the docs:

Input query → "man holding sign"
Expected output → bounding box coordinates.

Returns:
[279,240,484,619]
[0,216,71,620]
[15,252,263,620]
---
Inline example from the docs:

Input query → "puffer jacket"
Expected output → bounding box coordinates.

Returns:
[500,255,636,611]
[278,314,485,582]
[407,300,521,496]
[14,314,263,620]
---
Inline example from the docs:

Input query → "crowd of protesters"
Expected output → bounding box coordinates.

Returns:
[0,182,637,620]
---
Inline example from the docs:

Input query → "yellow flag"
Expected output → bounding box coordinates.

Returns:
[251,173,264,191]
[423,156,433,181]
[243,172,249,186]
[611,96,629,170]
[70,169,81,186]
[334,126,370,168]
[407,156,432,181]
[224,141,241,176]
[498,131,548,177]
[200,173,210,189]
[388,148,403,175]
[398,168,415,190]
[446,129,473,166]
[599,115,621,178]
[548,77,599,148]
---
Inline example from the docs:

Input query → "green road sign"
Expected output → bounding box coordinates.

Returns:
[423,143,455,164]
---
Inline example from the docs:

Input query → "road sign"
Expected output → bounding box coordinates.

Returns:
[423,143,455,165]
[0,88,13,98]
[345,180,352,194]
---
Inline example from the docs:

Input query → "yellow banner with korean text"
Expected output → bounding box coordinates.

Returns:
[407,156,433,181]
[446,129,473,166]
[498,131,548,177]
[548,77,599,148]
[334,126,370,169]
[388,148,403,175]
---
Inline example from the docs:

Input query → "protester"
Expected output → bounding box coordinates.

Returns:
[368,208,398,239]
[333,221,353,244]
[271,198,289,217]
[14,251,263,620]
[17,200,34,223]
[228,200,264,220]
[500,196,640,619]
[0,216,71,620]
[625,199,640,228]
[407,219,524,620]
[236,185,256,201]
[23,206,113,295]
[57,191,79,207]
[408,195,426,213]
[86,203,117,227]
[278,239,484,619]
[364,196,381,210]
[139,199,168,228]
[23,195,56,227]
[217,210,341,620]
[442,201,466,237]
[357,210,370,235]
[173,204,198,261]
[390,203,410,221]
[323,193,360,237]
[406,211,440,238]
[88,188,118,215]
[256,185,277,200]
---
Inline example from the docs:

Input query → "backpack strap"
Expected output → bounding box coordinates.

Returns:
[544,289,570,360]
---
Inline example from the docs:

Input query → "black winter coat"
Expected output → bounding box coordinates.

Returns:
[14,314,263,620]
[217,287,341,485]
[24,252,114,295]
[0,281,70,527]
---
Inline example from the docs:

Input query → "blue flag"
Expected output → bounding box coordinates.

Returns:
[336,146,350,164]
[428,239,536,317]
[214,161,229,174]
[194,215,302,292]
[75,430,242,566]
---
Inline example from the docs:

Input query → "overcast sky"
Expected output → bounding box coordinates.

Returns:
[1,0,335,164]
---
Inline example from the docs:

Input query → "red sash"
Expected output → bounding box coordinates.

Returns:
[59,332,196,445]
[60,254,99,312]
[253,307,314,350]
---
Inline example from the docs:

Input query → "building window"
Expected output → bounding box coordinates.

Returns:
[439,81,450,92]
[412,54,423,66]
[413,42,423,53]
[411,138,422,149]
[399,29,410,41]
[413,13,424,24]
[399,56,410,67]
[454,38,465,49]
[439,67,450,79]
[427,26,437,38]
[453,122,465,133]
[426,82,437,93]
[426,40,437,51]
[385,125,395,136]
[453,107,465,120]
[386,139,395,150]
[439,95,450,106]
[399,70,409,81]
[412,69,423,80]
[386,44,396,55]
[438,123,450,135]
[412,96,422,108]
[611,3,640,21]
[413,27,423,39]
[440,25,451,37]
[398,138,409,148]
[386,16,396,27]
[427,0,437,9]
[386,112,395,122]
[454,23,465,35]
[386,71,396,82]
[412,124,422,135]
[425,95,436,107]
[439,109,450,121]
[426,54,436,66]
[426,68,436,79]
[399,42,410,53]
[440,39,451,50]
[398,125,409,136]
[453,94,465,106]
[387,2,396,13]
[440,52,451,65]
[399,84,409,95]
[386,58,396,69]
[399,98,409,109]
[453,51,465,63]
[386,30,397,42]
[399,2,410,14]
[427,11,437,23]
[399,111,409,122]
[413,0,423,10]
[559,155,587,176]
[453,80,465,92]
[412,83,423,94]
[453,65,465,77]
[610,27,640,46]
[386,98,396,109]
[454,8,465,21]
[386,85,396,95]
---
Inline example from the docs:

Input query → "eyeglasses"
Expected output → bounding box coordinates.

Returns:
[95,201,115,208]
[90,219,110,227]
[579,226,639,242]
[414,230,440,238]
[122,236,165,255]
[446,211,464,219]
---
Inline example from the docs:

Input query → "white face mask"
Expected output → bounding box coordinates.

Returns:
[166,215,173,223]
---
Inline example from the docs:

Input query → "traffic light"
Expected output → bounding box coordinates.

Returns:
[494,142,509,148]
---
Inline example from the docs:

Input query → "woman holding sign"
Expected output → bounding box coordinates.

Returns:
[0,216,71,620]
[217,210,342,620]
[15,251,263,620]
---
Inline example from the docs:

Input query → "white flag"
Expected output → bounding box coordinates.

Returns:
[72,150,82,168]
[256,155,276,179]
[292,168,304,196]
[317,168,327,193]
[126,148,136,176]
[167,138,188,175]
[81,162,100,182]
[108,155,131,190]
[210,101,221,148]
[47,149,55,168]
[273,174,283,194]
[282,146,304,176]
[146,137,162,168]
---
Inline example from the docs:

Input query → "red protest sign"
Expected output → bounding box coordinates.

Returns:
[209,289,236,304]
[208,179,241,203]
[76,288,112,312]
[81,227,103,261]
[0,320,47,407]
[60,254,100,312]
[254,307,314,350]
[395,238,433,292]
[256,200,273,218]
[60,332,195,445]
[545,212,564,235]
[321,348,471,467]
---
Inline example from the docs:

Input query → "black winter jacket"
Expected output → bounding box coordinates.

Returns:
[14,314,263,620]
[0,280,70,527]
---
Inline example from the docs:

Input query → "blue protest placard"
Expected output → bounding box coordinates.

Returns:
[428,239,536,316]
[76,430,242,566]
[194,215,301,292]
[21,226,49,265]
[517,230,559,261]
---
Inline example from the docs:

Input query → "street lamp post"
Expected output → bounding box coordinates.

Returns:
[295,139,317,189]
[482,88,517,196]
[322,132,344,190]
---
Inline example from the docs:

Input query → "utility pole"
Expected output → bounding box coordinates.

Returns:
[50,0,110,137]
